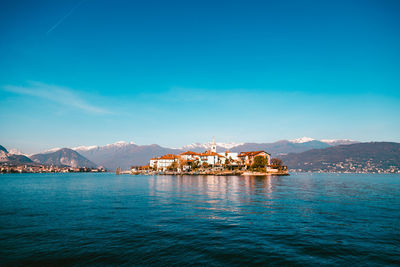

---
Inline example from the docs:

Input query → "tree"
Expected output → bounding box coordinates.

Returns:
[168,161,178,171]
[190,159,200,170]
[224,156,233,170]
[271,158,283,166]
[178,158,188,171]
[251,156,267,171]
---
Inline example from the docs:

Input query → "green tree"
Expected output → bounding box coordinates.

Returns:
[191,159,200,170]
[271,158,283,166]
[251,156,267,171]
[168,161,178,171]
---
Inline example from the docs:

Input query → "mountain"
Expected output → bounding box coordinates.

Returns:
[0,145,8,153]
[179,138,358,156]
[319,139,356,146]
[180,142,244,153]
[0,145,33,165]
[230,140,333,155]
[290,137,356,146]
[30,148,97,168]
[281,142,400,173]
[74,141,183,170]
[68,138,358,170]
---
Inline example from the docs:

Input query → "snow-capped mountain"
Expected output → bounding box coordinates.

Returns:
[7,148,29,156]
[320,139,357,146]
[289,137,316,143]
[31,138,359,170]
[71,141,181,170]
[43,147,62,154]
[180,142,244,152]
[0,145,33,164]
[31,148,97,168]
[73,141,136,152]
[289,137,356,145]
[180,138,358,154]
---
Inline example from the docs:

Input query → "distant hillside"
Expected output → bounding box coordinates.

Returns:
[30,148,97,168]
[75,141,330,170]
[281,142,400,173]
[0,145,33,165]
[0,145,8,153]
[68,138,358,170]
[74,142,183,170]
[180,138,357,156]
[230,140,334,155]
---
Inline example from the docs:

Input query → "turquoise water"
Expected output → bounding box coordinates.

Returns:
[0,173,399,266]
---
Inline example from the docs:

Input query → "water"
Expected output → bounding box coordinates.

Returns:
[0,173,399,266]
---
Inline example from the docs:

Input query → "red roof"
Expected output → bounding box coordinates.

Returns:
[159,154,178,160]
[200,151,224,157]
[238,151,268,157]
[180,151,201,156]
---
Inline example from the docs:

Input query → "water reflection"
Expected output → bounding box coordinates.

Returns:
[148,175,280,218]
[149,175,277,197]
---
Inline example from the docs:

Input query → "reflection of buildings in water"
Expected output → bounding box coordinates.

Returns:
[239,175,275,196]
[148,175,278,211]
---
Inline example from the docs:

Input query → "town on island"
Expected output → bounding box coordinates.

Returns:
[127,138,288,176]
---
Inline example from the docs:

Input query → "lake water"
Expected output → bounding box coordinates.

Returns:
[0,173,399,266]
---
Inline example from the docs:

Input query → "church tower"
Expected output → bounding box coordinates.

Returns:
[211,137,217,153]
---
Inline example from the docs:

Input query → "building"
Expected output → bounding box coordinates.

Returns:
[150,154,179,171]
[211,136,217,153]
[179,151,201,161]
[223,150,239,165]
[199,150,225,165]
[237,151,271,166]
[147,138,272,171]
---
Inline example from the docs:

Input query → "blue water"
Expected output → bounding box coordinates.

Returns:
[0,173,399,266]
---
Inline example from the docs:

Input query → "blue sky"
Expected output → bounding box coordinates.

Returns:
[1,0,399,153]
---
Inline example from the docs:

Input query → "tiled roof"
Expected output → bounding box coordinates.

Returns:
[238,151,268,157]
[159,154,178,159]
[180,151,201,156]
[200,151,224,157]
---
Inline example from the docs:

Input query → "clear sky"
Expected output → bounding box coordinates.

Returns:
[1,0,399,154]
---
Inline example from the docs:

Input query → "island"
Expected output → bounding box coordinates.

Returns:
[129,138,288,176]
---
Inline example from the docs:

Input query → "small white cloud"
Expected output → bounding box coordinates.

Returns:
[3,81,110,114]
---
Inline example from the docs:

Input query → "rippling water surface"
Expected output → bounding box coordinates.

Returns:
[0,173,399,266]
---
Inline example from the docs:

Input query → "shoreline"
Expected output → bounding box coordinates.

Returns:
[130,170,290,176]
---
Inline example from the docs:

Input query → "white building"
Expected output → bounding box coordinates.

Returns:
[149,138,239,170]
[222,151,239,165]
[179,151,201,161]
[199,151,225,165]
[150,154,178,171]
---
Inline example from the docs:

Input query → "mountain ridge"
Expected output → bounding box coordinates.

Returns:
[70,138,359,169]
[30,148,97,168]
[281,142,400,172]
[0,145,33,165]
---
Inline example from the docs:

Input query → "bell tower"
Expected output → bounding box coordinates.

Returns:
[211,137,217,153]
